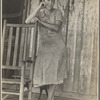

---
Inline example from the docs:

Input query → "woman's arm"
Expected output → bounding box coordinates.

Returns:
[25,7,40,24]
[38,19,62,32]
[25,2,45,24]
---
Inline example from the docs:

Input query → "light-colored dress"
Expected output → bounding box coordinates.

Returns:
[33,8,67,87]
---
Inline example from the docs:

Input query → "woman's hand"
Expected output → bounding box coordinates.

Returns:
[38,2,46,9]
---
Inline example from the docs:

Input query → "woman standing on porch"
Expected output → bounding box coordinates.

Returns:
[25,0,67,100]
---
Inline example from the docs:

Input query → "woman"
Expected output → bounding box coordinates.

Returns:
[25,0,67,100]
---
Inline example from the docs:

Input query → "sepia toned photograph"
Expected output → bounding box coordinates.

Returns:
[1,0,99,100]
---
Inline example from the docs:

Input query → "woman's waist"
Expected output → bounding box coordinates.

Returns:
[39,36,65,47]
[39,27,59,34]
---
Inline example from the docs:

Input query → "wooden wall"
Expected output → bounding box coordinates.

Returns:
[30,0,99,99]
[63,0,99,95]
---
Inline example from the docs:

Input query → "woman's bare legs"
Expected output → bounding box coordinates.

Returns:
[47,84,56,100]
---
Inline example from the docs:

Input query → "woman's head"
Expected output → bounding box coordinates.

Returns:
[43,0,55,10]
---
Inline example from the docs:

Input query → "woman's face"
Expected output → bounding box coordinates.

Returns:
[44,0,55,10]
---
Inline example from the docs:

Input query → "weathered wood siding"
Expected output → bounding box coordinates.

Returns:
[30,0,98,96]
[63,0,98,95]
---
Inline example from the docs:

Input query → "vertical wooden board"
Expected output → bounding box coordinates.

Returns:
[29,27,34,58]
[27,28,31,58]
[2,20,7,63]
[63,0,84,92]
[89,0,98,95]
[27,0,31,16]
[23,28,28,60]
[13,27,20,66]
[30,0,40,58]
[63,30,76,92]
[27,0,39,59]
[3,27,10,65]
[72,1,84,93]
[6,27,13,65]
[22,0,28,23]
[79,0,96,94]
[63,1,77,92]
[32,24,38,58]
[19,63,25,100]
[19,28,25,66]
[89,31,97,95]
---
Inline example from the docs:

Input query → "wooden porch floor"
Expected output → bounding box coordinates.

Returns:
[4,93,79,100]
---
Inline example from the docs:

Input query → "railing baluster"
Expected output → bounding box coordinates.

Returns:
[13,27,20,66]
[26,28,31,57]
[19,28,25,66]
[23,28,28,60]
[6,27,13,65]
[29,27,34,58]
